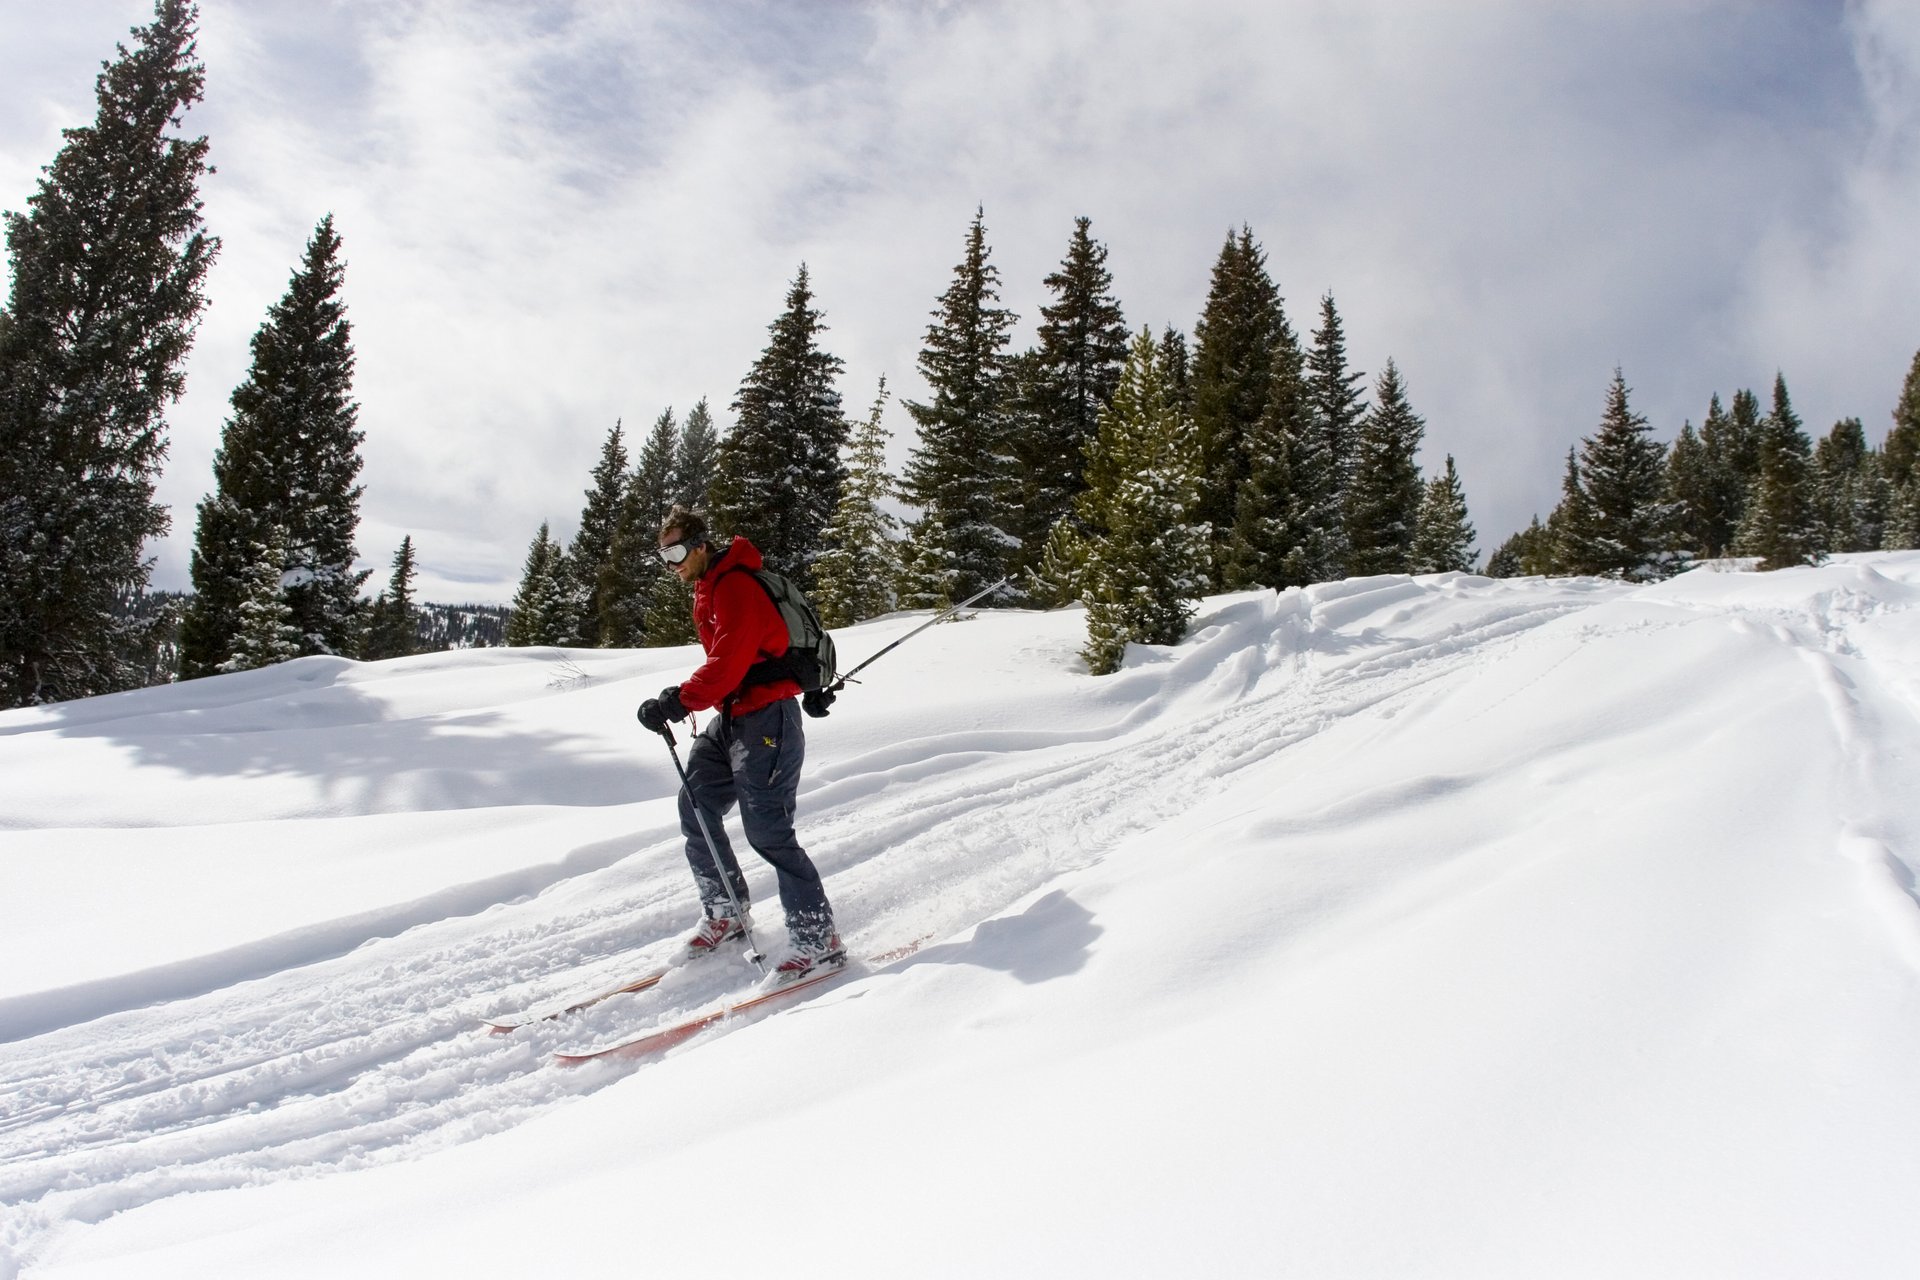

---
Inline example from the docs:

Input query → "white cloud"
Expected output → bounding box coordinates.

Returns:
[2,0,1912,600]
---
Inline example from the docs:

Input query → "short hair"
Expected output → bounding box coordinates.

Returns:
[660,504,709,546]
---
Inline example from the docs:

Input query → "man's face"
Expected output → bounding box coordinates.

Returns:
[658,530,706,583]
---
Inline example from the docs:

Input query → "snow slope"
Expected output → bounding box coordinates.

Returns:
[4,559,1919,1278]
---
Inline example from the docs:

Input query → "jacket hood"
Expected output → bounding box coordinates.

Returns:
[706,536,765,576]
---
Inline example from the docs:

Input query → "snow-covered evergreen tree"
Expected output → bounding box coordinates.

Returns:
[813,378,902,628]
[1814,417,1886,553]
[710,265,848,584]
[901,208,1020,606]
[563,420,629,646]
[1079,329,1211,676]
[1159,325,1192,418]
[1664,419,1714,559]
[180,215,365,674]
[675,399,720,511]
[1410,456,1478,573]
[1736,374,1823,570]
[595,409,678,646]
[217,527,301,674]
[505,523,572,646]
[1344,359,1427,576]
[1559,370,1674,580]
[0,0,218,706]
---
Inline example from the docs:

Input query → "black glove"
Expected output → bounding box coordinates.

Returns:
[802,687,836,718]
[637,686,689,734]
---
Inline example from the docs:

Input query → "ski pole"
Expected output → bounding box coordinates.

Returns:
[830,576,1010,692]
[658,722,767,974]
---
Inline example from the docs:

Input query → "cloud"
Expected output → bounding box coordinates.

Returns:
[3,0,1913,600]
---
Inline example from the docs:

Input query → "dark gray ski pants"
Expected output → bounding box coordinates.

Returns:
[678,698,834,948]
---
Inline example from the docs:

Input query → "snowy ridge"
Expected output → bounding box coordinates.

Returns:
[3,560,1920,1278]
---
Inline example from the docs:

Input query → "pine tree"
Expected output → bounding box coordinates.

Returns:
[1190,226,1288,583]
[1814,417,1884,553]
[642,567,697,647]
[1159,326,1192,418]
[180,215,364,675]
[1883,351,1920,547]
[1560,370,1674,580]
[813,378,902,628]
[362,536,420,661]
[1692,394,1749,558]
[505,523,571,646]
[1007,217,1129,570]
[1664,420,1713,559]
[710,264,848,584]
[1226,334,1340,589]
[217,526,301,674]
[1736,374,1823,570]
[561,419,630,646]
[1486,516,1555,578]
[1410,456,1477,573]
[900,208,1020,605]
[675,398,719,510]
[596,411,675,647]
[1307,292,1368,500]
[1546,448,1594,575]
[1884,349,1920,491]
[0,0,218,706]
[1344,359,1427,576]
[1079,328,1211,675]
[1724,388,1766,493]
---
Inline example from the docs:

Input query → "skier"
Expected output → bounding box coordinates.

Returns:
[637,506,842,981]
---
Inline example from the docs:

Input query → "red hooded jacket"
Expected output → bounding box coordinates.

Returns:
[676,537,800,717]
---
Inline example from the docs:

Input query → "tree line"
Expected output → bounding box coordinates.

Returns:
[512,213,1481,675]
[1488,363,1920,580]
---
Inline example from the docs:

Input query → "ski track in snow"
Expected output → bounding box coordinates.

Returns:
[3,566,1913,1276]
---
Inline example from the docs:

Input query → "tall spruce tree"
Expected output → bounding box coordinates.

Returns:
[1664,420,1713,558]
[362,536,421,661]
[1159,325,1193,418]
[674,398,719,510]
[1691,394,1750,557]
[1226,333,1340,589]
[1190,226,1288,584]
[1307,292,1368,501]
[1736,374,1822,570]
[814,378,902,628]
[900,208,1020,605]
[1007,217,1129,570]
[180,215,364,675]
[1410,456,1478,573]
[1885,352,1920,550]
[1079,329,1211,675]
[1546,448,1593,575]
[1343,359,1427,576]
[562,419,629,646]
[1558,370,1673,580]
[710,264,848,584]
[0,0,218,706]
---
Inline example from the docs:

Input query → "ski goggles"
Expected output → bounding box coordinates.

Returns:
[656,539,695,565]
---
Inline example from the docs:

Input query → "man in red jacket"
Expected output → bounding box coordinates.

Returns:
[638,506,841,981]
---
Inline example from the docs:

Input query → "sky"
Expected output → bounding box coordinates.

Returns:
[2,0,1918,604]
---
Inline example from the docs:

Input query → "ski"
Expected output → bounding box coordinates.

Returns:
[479,967,670,1033]
[552,937,928,1065]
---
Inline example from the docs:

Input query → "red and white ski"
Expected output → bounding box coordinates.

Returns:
[551,937,927,1065]
[479,967,670,1033]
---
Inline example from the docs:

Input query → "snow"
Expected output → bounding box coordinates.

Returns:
[4,557,1920,1279]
